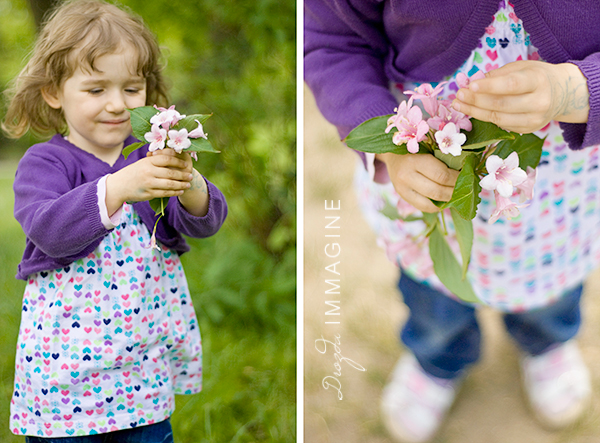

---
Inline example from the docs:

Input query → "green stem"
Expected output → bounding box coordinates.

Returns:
[440,210,448,235]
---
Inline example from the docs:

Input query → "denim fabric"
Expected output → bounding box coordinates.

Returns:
[25,419,174,443]
[398,271,582,380]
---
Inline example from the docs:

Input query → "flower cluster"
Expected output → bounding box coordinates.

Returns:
[383,72,538,224]
[481,152,536,223]
[144,105,207,154]
[344,71,544,302]
[385,81,474,156]
[125,104,218,250]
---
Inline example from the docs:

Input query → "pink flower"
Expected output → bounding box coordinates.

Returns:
[427,101,472,132]
[188,119,208,139]
[405,82,447,116]
[144,124,167,152]
[515,166,537,202]
[387,104,429,153]
[386,100,411,133]
[434,123,466,156]
[167,128,191,153]
[151,105,185,130]
[488,191,526,224]
[480,152,527,198]
[149,232,161,250]
[456,70,486,89]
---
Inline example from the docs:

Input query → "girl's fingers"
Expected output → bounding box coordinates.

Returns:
[149,152,190,170]
[454,89,543,115]
[402,189,443,213]
[453,101,545,132]
[470,62,539,95]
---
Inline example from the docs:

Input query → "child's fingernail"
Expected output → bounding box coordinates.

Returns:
[470,82,479,92]
[456,91,464,101]
[452,100,461,112]
[188,174,193,180]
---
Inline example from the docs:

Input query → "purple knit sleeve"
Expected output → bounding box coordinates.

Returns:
[304,0,398,139]
[13,150,109,258]
[163,177,228,239]
[560,53,600,150]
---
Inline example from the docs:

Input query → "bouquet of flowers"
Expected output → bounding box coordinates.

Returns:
[344,73,544,302]
[125,105,219,248]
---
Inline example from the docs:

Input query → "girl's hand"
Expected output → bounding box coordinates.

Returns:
[377,152,459,213]
[147,148,210,217]
[105,152,193,215]
[452,61,589,134]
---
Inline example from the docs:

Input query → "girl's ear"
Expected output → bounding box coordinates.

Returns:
[41,86,61,109]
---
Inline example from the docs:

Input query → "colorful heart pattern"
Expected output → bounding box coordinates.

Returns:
[364,1,600,311]
[11,203,202,437]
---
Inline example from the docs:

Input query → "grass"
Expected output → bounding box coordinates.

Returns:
[0,161,295,443]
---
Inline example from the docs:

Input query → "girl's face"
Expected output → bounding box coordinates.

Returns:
[43,45,147,164]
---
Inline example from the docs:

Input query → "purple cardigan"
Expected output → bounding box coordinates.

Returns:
[304,0,600,150]
[13,134,228,280]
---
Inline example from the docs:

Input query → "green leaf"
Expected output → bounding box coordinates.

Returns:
[450,207,473,279]
[491,133,544,170]
[127,106,158,142]
[149,197,167,217]
[462,118,514,150]
[447,155,481,220]
[122,142,146,160]
[428,226,479,303]
[188,136,220,154]
[173,113,213,131]
[434,149,472,171]
[344,115,429,154]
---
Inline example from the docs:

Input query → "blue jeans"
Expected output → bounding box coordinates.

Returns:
[25,419,174,443]
[399,271,582,380]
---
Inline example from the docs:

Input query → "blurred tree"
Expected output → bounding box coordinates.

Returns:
[26,0,60,28]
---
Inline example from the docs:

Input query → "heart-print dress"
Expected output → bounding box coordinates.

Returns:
[11,202,202,438]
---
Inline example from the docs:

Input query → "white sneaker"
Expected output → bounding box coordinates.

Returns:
[381,353,458,443]
[520,340,592,429]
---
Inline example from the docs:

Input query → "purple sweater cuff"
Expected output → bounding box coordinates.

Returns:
[561,56,600,150]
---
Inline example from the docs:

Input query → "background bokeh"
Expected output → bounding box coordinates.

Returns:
[0,0,296,442]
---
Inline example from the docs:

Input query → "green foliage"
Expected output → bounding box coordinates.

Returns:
[0,0,295,441]
[493,132,544,169]
[428,224,479,304]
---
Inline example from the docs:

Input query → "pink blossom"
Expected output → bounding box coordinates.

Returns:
[488,191,526,224]
[188,119,208,139]
[388,104,429,153]
[480,152,527,198]
[427,101,472,132]
[167,128,191,153]
[515,166,537,202]
[144,124,167,152]
[405,82,447,116]
[434,123,466,156]
[149,233,161,250]
[456,70,486,89]
[385,100,411,133]
[151,105,185,130]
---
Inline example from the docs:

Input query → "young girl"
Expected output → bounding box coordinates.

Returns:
[306,0,599,441]
[3,1,227,441]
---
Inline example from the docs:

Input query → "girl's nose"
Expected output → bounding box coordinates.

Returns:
[106,91,126,113]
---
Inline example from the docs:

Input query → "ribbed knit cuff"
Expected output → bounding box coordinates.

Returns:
[564,56,600,149]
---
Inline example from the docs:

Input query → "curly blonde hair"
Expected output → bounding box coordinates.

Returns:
[2,0,169,138]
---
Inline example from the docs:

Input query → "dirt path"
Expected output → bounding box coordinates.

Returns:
[303,86,600,443]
